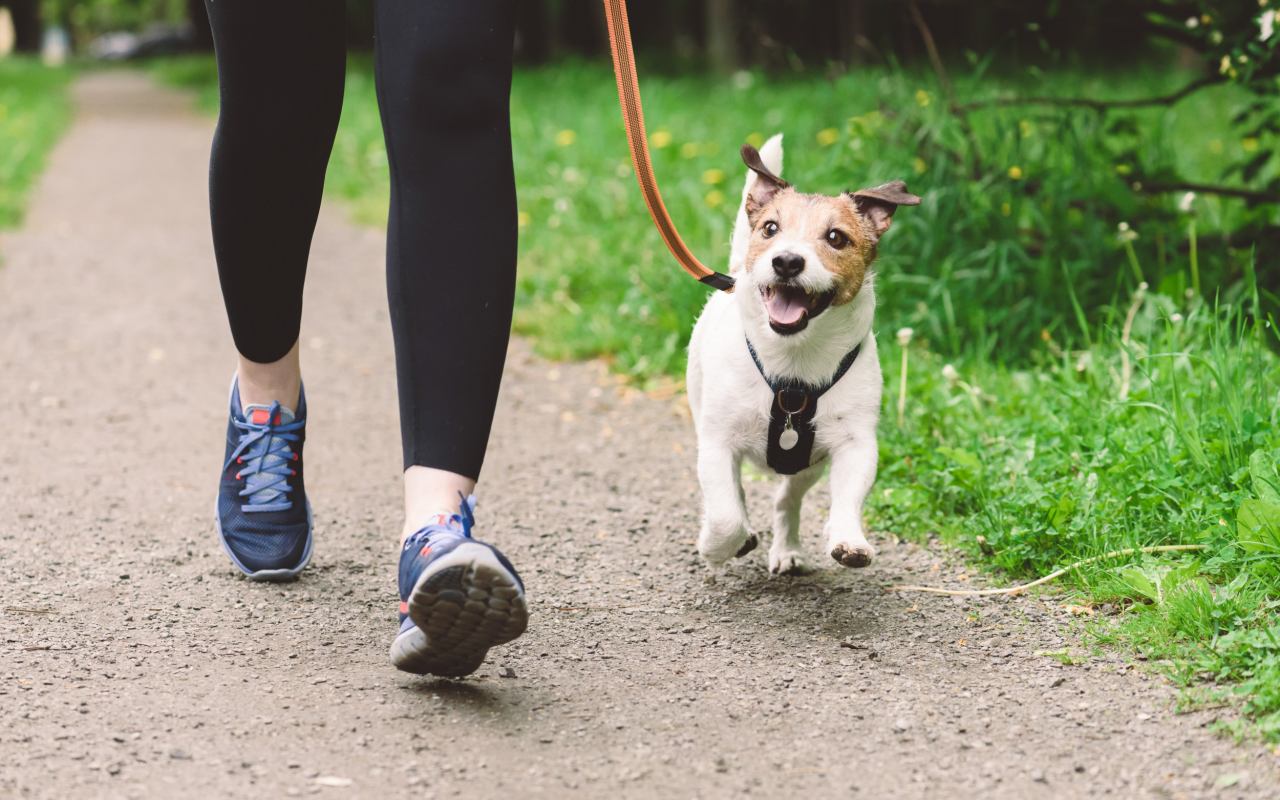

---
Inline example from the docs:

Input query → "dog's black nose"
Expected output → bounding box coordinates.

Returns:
[772,253,805,279]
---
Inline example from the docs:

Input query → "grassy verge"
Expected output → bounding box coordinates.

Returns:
[0,58,74,231]
[149,56,1280,740]
[878,279,1280,739]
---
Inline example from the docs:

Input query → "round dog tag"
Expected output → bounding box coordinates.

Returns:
[779,427,799,450]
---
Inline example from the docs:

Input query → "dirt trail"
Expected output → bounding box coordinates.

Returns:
[1,72,1277,799]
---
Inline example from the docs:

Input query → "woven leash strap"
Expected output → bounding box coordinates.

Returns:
[602,0,735,292]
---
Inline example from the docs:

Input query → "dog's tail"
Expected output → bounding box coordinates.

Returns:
[729,133,783,274]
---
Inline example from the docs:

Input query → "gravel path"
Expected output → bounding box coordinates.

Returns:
[2,72,1277,800]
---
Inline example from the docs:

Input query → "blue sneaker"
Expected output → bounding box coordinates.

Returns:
[390,496,528,676]
[215,376,313,581]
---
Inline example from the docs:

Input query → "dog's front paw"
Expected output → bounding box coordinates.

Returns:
[698,519,754,564]
[830,541,875,568]
[768,547,811,576]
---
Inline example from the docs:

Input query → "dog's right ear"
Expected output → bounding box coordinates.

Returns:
[741,144,789,224]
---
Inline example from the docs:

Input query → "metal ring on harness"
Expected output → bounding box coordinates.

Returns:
[777,390,809,416]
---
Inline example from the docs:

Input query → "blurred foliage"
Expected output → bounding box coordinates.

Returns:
[0,58,72,230]
[40,0,186,35]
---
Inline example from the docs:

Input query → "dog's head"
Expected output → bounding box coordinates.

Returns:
[733,139,920,338]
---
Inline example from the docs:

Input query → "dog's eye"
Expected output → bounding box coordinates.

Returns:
[825,229,849,249]
[762,221,779,238]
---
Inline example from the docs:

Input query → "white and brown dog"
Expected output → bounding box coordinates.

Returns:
[687,134,920,574]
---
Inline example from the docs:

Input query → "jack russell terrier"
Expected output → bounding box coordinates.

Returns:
[687,134,920,575]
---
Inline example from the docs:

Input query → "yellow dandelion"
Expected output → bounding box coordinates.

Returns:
[1114,163,1132,176]
[1219,54,1232,75]
[915,89,931,108]
[1243,137,1260,152]
[651,129,673,148]
[517,211,531,227]
[704,190,725,208]
[816,127,840,147]
[555,129,576,147]
[1007,165,1024,180]
[746,131,765,148]
[702,168,725,185]
[912,157,927,175]
[680,142,700,159]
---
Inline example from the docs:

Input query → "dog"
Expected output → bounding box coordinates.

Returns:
[686,134,920,574]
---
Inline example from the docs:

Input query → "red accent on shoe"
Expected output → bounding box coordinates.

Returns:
[398,601,409,615]
[419,545,432,558]
[250,408,271,425]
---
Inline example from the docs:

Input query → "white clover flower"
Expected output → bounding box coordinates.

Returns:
[1186,16,1200,29]
[1170,313,1184,324]
[1220,54,1233,75]
[1262,10,1276,41]
[1210,30,1224,44]
[1117,221,1139,243]
[1178,191,1196,213]
[897,327,914,346]
[942,364,959,386]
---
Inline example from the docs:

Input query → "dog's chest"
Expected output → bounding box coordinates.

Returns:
[719,386,840,470]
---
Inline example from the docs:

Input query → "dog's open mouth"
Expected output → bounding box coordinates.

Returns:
[760,283,835,335]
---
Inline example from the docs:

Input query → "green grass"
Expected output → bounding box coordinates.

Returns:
[149,55,1280,739]
[0,58,73,230]
[877,285,1280,739]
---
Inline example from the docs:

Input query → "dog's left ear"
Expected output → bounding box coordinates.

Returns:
[741,144,789,223]
[848,181,921,238]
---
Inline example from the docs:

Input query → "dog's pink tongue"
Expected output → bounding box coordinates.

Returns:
[767,290,808,325]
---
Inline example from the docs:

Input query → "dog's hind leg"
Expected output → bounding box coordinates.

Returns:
[696,445,753,564]
[768,463,823,575]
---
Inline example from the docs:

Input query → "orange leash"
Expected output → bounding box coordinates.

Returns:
[602,0,735,292]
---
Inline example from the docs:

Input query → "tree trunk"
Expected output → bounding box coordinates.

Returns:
[841,0,867,65]
[705,0,736,73]
[7,0,40,53]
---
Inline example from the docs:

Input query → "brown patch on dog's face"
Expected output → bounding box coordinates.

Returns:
[744,189,878,306]
[737,144,921,332]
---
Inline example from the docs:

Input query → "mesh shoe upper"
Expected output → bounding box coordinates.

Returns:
[216,380,311,575]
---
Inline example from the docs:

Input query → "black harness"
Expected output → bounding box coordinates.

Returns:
[745,338,862,475]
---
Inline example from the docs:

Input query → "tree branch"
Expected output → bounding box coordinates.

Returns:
[907,0,956,108]
[1135,180,1280,204]
[954,76,1220,114]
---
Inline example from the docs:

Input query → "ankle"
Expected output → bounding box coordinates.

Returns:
[403,465,477,543]
[237,342,302,412]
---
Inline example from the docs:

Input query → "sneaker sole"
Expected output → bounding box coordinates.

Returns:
[213,497,314,582]
[390,542,528,677]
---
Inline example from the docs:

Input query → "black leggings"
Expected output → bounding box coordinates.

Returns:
[205,0,517,479]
